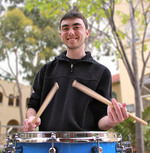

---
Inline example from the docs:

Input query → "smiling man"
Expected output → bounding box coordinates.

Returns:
[60,18,89,58]
[23,10,128,132]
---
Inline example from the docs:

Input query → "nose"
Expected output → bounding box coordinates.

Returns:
[68,28,75,35]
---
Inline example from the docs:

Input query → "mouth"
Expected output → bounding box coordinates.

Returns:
[67,37,78,40]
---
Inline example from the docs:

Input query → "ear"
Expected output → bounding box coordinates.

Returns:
[59,32,62,40]
[85,29,89,39]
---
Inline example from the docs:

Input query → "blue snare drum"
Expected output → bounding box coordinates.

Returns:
[3,131,130,153]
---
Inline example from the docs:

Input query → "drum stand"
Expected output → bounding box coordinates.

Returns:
[115,135,132,153]
[2,135,23,153]
[2,136,13,153]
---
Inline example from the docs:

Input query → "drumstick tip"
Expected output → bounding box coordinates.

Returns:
[72,80,77,87]
[54,82,59,89]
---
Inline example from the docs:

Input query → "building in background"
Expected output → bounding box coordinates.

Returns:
[112,1,150,114]
[0,79,31,146]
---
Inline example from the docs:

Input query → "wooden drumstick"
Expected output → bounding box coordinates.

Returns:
[72,80,148,126]
[32,82,59,124]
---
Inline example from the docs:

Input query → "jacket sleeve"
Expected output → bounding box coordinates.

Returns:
[90,68,112,125]
[28,65,46,112]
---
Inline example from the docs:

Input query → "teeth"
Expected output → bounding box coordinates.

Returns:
[69,38,75,39]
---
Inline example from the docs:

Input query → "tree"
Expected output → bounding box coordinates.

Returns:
[0,7,62,126]
[0,8,33,125]
[20,7,62,86]
[99,1,150,152]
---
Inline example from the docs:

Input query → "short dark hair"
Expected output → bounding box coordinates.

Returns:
[60,10,88,29]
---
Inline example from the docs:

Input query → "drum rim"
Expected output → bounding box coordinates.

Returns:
[11,131,122,143]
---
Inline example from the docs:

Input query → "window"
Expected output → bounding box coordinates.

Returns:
[141,74,150,109]
[16,96,19,106]
[8,94,14,106]
[0,92,3,104]
[112,92,117,100]
[26,98,29,108]
[126,104,135,113]
[7,120,19,134]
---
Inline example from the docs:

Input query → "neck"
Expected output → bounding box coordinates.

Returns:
[66,47,86,59]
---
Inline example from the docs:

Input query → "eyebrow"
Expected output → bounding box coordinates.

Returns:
[61,22,82,28]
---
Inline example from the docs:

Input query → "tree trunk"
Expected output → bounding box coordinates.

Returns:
[16,79,24,128]
[135,83,144,153]
[129,0,145,152]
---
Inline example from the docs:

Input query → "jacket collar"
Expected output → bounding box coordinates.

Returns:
[56,51,93,63]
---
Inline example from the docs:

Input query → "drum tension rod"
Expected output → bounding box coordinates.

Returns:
[91,135,103,153]
[96,137,103,153]
[49,133,57,153]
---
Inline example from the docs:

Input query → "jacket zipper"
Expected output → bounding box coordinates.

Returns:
[70,64,74,72]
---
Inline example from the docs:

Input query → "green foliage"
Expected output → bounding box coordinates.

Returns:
[0,9,30,80]
[121,14,129,24]
[0,8,33,53]
[25,0,70,19]
[0,6,62,84]
[117,30,126,40]
[143,126,150,151]
[3,8,32,31]
[20,7,62,85]
[142,106,150,122]
[143,44,147,52]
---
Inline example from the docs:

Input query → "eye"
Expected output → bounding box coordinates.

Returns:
[62,26,69,31]
[63,28,69,31]
[75,26,80,29]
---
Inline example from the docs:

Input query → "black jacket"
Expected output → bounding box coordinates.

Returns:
[28,51,112,131]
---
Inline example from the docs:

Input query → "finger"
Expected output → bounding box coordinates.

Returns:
[28,118,36,128]
[35,118,41,127]
[121,104,129,119]
[22,120,30,132]
[112,98,124,122]
[107,106,114,121]
[122,102,126,107]
[23,118,36,132]
[108,106,118,123]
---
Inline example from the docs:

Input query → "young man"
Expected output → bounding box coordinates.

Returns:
[23,11,128,132]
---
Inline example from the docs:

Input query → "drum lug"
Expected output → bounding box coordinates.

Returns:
[91,138,103,153]
[92,146,103,153]
[49,133,57,153]
[97,139,103,153]
[49,147,56,153]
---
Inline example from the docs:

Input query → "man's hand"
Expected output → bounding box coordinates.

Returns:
[22,116,41,132]
[98,98,129,130]
[107,98,129,126]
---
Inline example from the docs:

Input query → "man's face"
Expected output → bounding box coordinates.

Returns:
[60,18,89,50]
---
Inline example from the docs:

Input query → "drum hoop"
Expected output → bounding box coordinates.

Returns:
[12,131,122,143]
